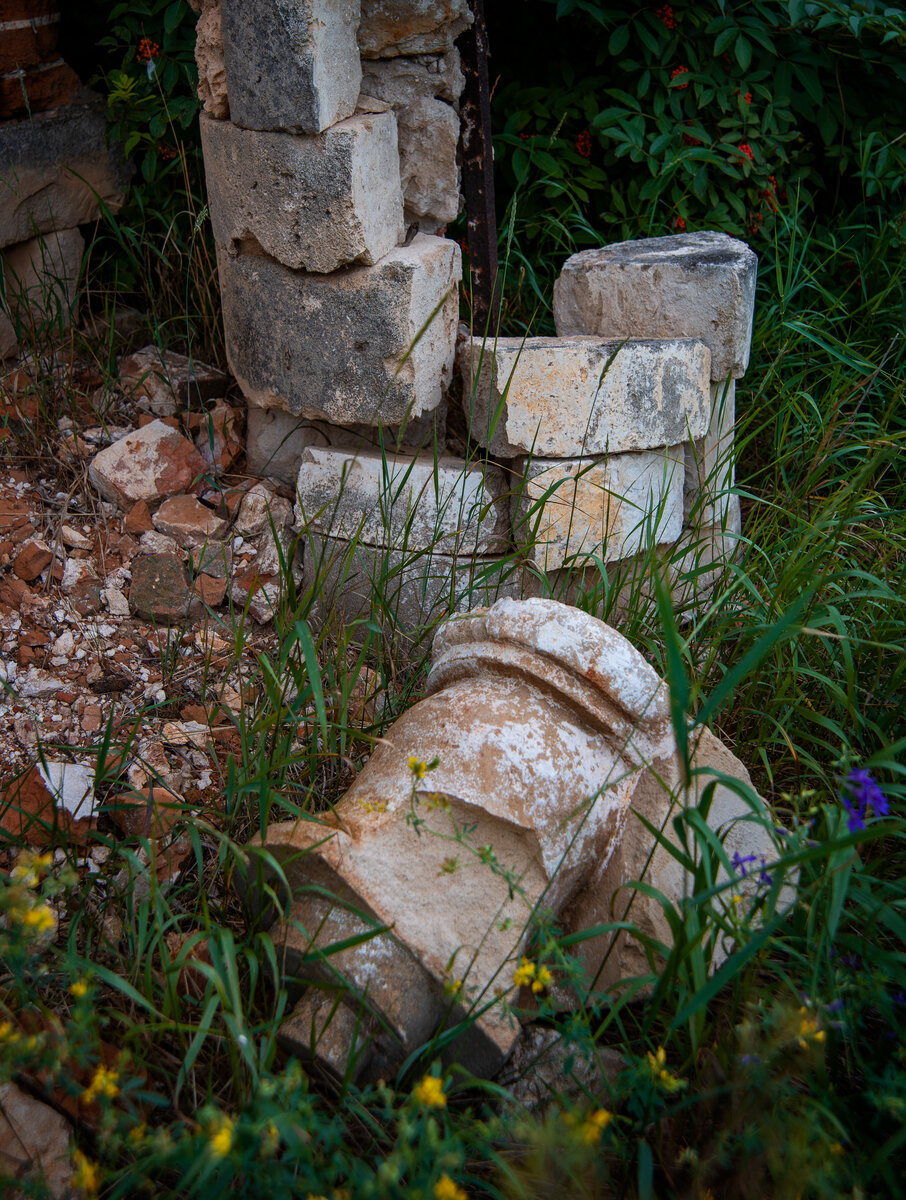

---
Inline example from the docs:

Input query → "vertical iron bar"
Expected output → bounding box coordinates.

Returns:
[457,0,500,331]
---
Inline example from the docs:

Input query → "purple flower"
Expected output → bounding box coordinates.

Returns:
[842,768,889,834]
[732,851,757,878]
[757,856,773,886]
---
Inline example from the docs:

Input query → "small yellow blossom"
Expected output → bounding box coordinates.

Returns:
[580,1108,612,1144]
[128,1123,147,1145]
[444,976,463,997]
[531,965,553,995]
[0,1021,16,1043]
[209,1115,234,1157]
[72,1149,100,1198]
[513,957,536,988]
[12,852,52,887]
[262,1120,280,1155]
[647,1046,684,1091]
[358,797,387,814]
[408,756,429,781]
[434,1174,467,1200]
[70,979,89,999]
[18,903,56,934]
[413,1074,447,1108]
[796,1010,826,1049]
[82,1064,119,1104]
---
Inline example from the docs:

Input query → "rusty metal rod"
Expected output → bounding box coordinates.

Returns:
[457,0,500,331]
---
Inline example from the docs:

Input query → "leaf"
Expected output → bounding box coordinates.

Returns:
[609,24,630,55]
[164,0,184,33]
[735,33,752,71]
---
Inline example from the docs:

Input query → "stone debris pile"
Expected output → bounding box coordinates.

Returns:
[248,597,781,1081]
[192,2,757,627]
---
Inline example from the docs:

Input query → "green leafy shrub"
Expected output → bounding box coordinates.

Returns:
[486,0,906,330]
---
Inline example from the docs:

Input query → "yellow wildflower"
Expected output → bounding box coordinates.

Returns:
[358,797,387,814]
[82,1064,119,1104]
[0,1021,16,1043]
[19,903,56,934]
[210,1115,234,1157]
[513,957,536,988]
[531,965,553,995]
[647,1046,683,1091]
[70,979,89,999]
[12,851,52,887]
[413,1074,447,1108]
[128,1123,147,1145]
[262,1120,280,1155]
[444,975,463,997]
[580,1108,612,1144]
[796,1010,826,1049]
[434,1174,467,1200]
[72,1149,100,1198]
[408,756,429,781]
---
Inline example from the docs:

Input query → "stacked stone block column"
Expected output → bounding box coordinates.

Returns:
[195,5,757,628]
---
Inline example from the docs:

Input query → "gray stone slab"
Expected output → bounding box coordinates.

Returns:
[296,445,510,554]
[220,0,361,132]
[513,446,685,573]
[303,531,518,634]
[219,233,461,426]
[358,0,472,57]
[201,109,404,273]
[460,335,711,458]
[553,232,757,380]
[0,99,127,249]
[245,404,447,483]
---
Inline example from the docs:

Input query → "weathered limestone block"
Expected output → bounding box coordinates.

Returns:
[0,226,83,359]
[219,233,461,426]
[684,378,736,527]
[220,0,361,133]
[245,403,447,483]
[360,47,464,106]
[296,445,509,554]
[396,95,460,224]
[247,597,781,1080]
[553,232,758,381]
[460,335,711,458]
[0,99,127,248]
[358,0,472,57]
[201,109,404,273]
[514,446,685,572]
[245,408,329,482]
[191,0,229,119]
[303,532,517,633]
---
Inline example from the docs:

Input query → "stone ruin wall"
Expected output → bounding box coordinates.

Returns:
[195,0,758,625]
[0,0,126,358]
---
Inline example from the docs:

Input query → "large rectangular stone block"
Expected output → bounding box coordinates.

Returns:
[220,0,361,133]
[684,378,736,528]
[358,0,472,57]
[0,99,127,248]
[303,531,517,637]
[513,447,685,573]
[0,226,83,358]
[460,335,710,458]
[245,403,447,484]
[219,233,461,427]
[201,109,404,273]
[296,445,510,554]
[553,232,757,380]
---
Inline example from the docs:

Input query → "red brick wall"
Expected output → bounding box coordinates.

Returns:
[0,0,81,119]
